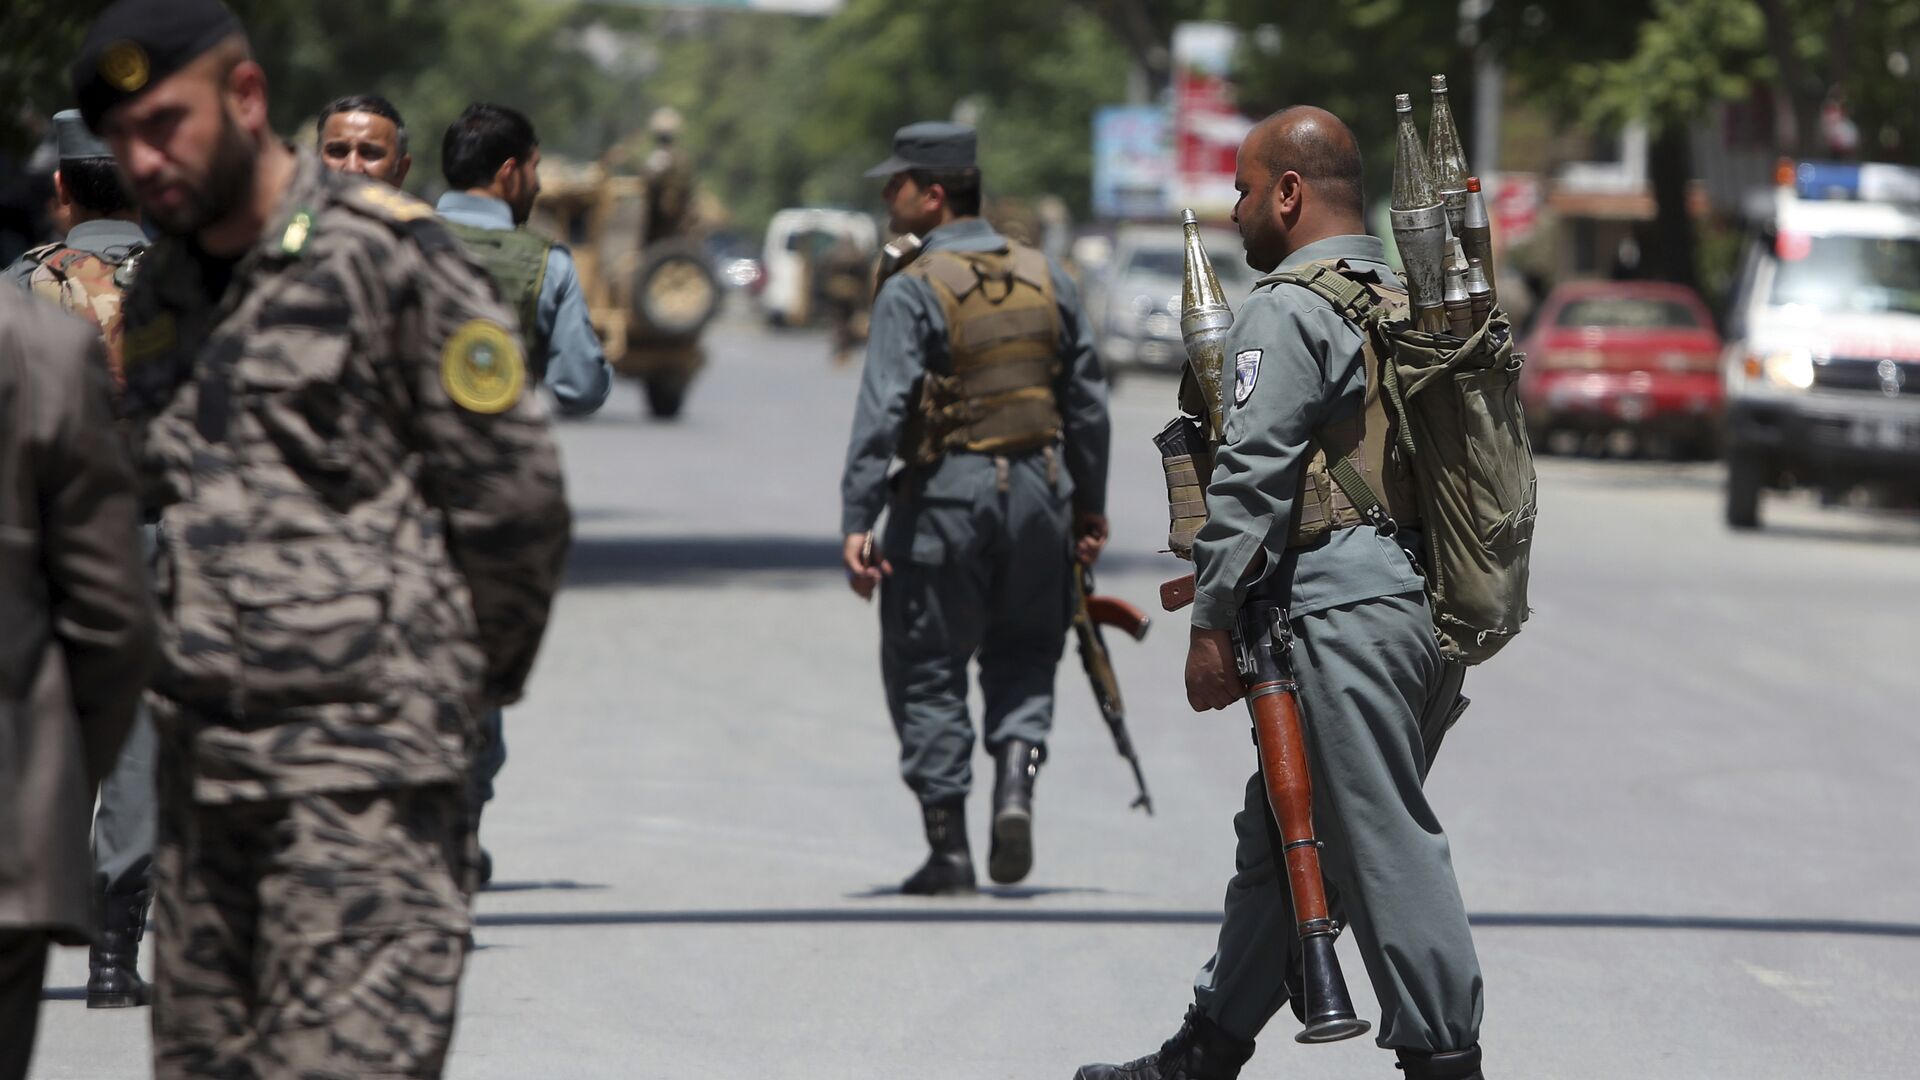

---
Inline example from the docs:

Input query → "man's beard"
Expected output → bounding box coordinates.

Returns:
[147,110,257,236]
[1240,208,1280,273]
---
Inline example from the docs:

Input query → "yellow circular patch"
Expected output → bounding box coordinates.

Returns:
[440,321,525,414]
[99,42,150,93]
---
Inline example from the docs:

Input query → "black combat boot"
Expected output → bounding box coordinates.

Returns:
[989,739,1042,884]
[1073,1005,1256,1080]
[900,798,976,896]
[87,885,152,1009]
[1396,1044,1485,1080]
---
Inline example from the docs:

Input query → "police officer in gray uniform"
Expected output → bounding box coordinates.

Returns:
[3,111,146,291]
[4,111,158,1011]
[1075,108,1485,1080]
[842,122,1110,895]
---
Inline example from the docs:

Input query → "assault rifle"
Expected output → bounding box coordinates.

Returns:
[1072,565,1154,814]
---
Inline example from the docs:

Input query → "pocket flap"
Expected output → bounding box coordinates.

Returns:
[224,541,393,607]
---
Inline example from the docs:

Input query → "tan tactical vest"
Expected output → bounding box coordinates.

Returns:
[898,244,1063,466]
[1281,259,1419,546]
[24,242,142,388]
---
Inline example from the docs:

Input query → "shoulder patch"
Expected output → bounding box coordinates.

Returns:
[342,181,436,223]
[1233,349,1262,405]
[441,319,525,414]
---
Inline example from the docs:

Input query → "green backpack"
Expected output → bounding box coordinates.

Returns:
[1265,263,1538,665]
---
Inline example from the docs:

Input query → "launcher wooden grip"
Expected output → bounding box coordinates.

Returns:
[1247,679,1332,932]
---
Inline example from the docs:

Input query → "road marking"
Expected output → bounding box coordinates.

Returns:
[1739,961,1833,1007]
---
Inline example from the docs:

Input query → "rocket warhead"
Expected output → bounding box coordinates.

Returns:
[1391,93,1439,212]
[1428,74,1470,236]
[1178,207,1233,436]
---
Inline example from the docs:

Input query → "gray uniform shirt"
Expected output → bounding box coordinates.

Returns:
[2,217,149,289]
[434,192,613,416]
[1190,234,1425,631]
[840,218,1109,534]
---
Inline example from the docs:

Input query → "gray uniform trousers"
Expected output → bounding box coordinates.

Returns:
[1193,591,1484,1054]
[94,522,162,902]
[93,704,157,897]
[879,450,1071,804]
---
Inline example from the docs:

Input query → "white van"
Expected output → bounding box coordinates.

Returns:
[760,208,879,327]
[1722,161,1920,527]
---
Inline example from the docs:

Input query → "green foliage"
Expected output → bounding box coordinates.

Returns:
[1222,0,1473,209]
[646,0,1138,231]
[0,0,112,153]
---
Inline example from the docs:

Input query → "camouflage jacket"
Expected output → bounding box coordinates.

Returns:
[118,149,571,804]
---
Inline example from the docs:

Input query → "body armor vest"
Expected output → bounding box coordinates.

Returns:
[899,243,1063,466]
[442,220,551,374]
[23,240,144,387]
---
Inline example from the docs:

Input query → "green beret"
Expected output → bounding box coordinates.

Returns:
[70,0,243,132]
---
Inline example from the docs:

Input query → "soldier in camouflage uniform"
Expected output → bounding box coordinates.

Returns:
[73,1,570,1075]
[4,109,160,1011]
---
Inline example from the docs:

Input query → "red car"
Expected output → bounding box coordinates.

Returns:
[1520,281,1724,457]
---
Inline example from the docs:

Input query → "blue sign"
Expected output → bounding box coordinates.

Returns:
[1093,106,1172,220]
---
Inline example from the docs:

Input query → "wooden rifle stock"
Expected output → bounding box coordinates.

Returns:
[1236,601,1370,1044]
[1086,595,1150,642]
[1159,573,1197,612]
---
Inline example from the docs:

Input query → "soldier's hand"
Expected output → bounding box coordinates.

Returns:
[1073,511,1109,566]
[1185,627,1244,712]
[843,532,891,602]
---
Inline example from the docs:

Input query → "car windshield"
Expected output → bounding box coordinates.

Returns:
[1769,234,1920,317]
[1555,296,1702,330]
[1122,245,1251,289]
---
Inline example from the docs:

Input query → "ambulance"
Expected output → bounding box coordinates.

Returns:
[1722,161,1920,528]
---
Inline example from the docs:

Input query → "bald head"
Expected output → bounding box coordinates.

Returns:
[1251,106,1364,218]
[1230,104,1367,272]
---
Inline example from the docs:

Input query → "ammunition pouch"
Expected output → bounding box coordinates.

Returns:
[899,245,1064,466]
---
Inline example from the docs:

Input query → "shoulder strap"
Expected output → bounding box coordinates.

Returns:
[1008,244,1051,291]
[1257,260,1379,325]
[906,249,984,300]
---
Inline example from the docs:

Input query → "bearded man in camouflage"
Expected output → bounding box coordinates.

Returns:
[74,0,570,1075]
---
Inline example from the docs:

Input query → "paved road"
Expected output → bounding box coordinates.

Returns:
[30,316,1920,1079]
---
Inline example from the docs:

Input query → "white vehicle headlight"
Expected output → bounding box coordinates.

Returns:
[1758,348,1816,390]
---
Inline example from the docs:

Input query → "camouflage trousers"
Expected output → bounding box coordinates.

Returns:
[151,779,474,1080]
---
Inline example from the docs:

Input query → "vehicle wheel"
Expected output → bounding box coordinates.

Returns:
[633,241,721,341]
[1726,452,1763,529]
[644,378,687,419]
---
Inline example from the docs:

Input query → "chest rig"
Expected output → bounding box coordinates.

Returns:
[1275,260,1420,546]
[898,244,1063,466]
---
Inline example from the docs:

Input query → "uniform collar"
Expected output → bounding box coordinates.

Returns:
[1279,234,1388,271]
[435,191,515,230]
[243,144,326,265]
[63,217,148,253]
[921,217,1006,254]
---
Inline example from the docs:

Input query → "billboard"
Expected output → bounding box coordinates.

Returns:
[1092,106,1172,219]
[1171,21,1252,219]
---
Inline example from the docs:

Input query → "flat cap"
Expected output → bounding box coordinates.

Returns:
[70,0,243,132]
[864,121,976,179]
[53,110,113,162]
